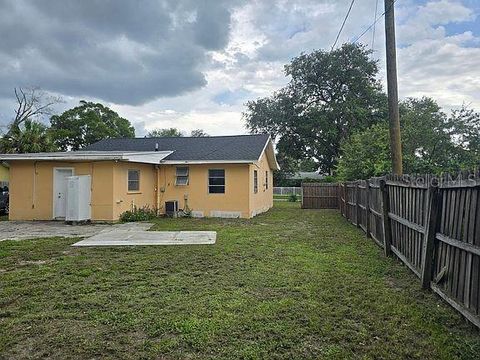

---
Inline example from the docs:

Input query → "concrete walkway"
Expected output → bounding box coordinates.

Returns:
[0,221,152,241]
[72,230,216,246]
[0,220,216,246]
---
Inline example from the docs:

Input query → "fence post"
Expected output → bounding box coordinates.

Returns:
[336,183,340,210]
[421,184,441,289]
[355,181,361,228]
[338,183,343,216]
[380,179,392,257]
[300,184,304,208]
[365,180,371,238]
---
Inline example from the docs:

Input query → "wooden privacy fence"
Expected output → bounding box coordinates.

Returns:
[302,183,339,209]
[336,172,480,329]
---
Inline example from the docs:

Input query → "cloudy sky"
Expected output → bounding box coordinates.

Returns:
[0,0,479,136]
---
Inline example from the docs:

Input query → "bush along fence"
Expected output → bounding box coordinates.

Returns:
[302,171,480,329]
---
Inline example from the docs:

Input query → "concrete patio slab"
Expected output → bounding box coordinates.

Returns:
[71,230,217,246]
[0,221,153,241]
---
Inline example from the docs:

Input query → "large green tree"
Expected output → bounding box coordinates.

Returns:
[244,43,387,174]
[50,101,135,150]
[336,97,480,180]
[447,106,480,168]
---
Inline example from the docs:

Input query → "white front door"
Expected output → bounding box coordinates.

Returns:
[53,168,73,219]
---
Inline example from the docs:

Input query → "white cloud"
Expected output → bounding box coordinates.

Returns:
[1,0,479,135]
[395,1,480,110]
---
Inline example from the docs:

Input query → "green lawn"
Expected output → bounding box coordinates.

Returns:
[1,203,479,359]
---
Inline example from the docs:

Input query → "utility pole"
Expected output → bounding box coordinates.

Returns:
[384,0,403,175]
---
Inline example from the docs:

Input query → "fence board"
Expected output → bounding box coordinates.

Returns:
[301,183,339,209]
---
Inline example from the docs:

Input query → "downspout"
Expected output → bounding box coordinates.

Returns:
[156,165,160,214]
[90,162,94,217]
[32,161,37,209]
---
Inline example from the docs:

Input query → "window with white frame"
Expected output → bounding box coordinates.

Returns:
[254,170,258,194]
[128,169,140,191]
[265,170,269,190]
[208,169,225,193]
[175,166,189,185]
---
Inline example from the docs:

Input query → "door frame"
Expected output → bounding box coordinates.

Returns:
[52,167,74,219]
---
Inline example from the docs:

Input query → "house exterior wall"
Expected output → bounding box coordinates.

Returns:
[0,164,8,182]
[112,162,157,219]
[7,156,274,221]
[8,161,116,221]
[158,163,251,218]
[249,151,274,217]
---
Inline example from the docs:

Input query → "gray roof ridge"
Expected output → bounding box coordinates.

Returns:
[131,133,267,140]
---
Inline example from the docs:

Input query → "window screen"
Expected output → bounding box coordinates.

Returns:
[265,170,269,190]
[208,169,225,193]
[175,167,189,185]
[128,169,140,191]
[254,170,258,194]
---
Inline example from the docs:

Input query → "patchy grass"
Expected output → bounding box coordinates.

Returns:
[0,202,479,359]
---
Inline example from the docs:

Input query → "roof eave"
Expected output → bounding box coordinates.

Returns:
[258,136,280,170]
[160,160,255,165]
[0,150,173,164]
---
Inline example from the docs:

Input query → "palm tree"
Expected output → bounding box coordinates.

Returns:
[1,120,57,153]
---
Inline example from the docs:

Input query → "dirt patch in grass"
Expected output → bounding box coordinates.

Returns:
[1,202,479,359]
[16,260,52,266]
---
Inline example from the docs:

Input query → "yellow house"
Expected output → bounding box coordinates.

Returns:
[0,134,279,221]
[0,162,9,184]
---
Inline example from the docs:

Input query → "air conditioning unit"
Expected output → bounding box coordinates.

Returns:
[66,175,91,222]
[165,200,179,217]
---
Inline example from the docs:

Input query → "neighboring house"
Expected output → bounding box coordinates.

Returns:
[287,171,324,181]
[0,134,279,221]
[0,162,9,186]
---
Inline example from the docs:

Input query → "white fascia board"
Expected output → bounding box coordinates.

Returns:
[0,154,123,161]
[0,151,173,163]
[257,136,280,170]
[160,160,255,165]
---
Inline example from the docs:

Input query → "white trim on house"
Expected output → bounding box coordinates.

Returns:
[257,136,280,170]
[161,160,254,165]
[0,151,173,164]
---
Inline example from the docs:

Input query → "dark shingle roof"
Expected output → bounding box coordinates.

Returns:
[82,134,270,161]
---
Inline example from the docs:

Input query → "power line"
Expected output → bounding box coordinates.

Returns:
[351,0,398,44]
[331,0,356,51]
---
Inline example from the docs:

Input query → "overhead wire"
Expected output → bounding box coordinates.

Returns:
[351,0,399,44]
[331,0,356,51]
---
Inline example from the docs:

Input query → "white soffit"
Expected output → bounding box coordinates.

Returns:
[124,151,173,164]
[0,151,174,164]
